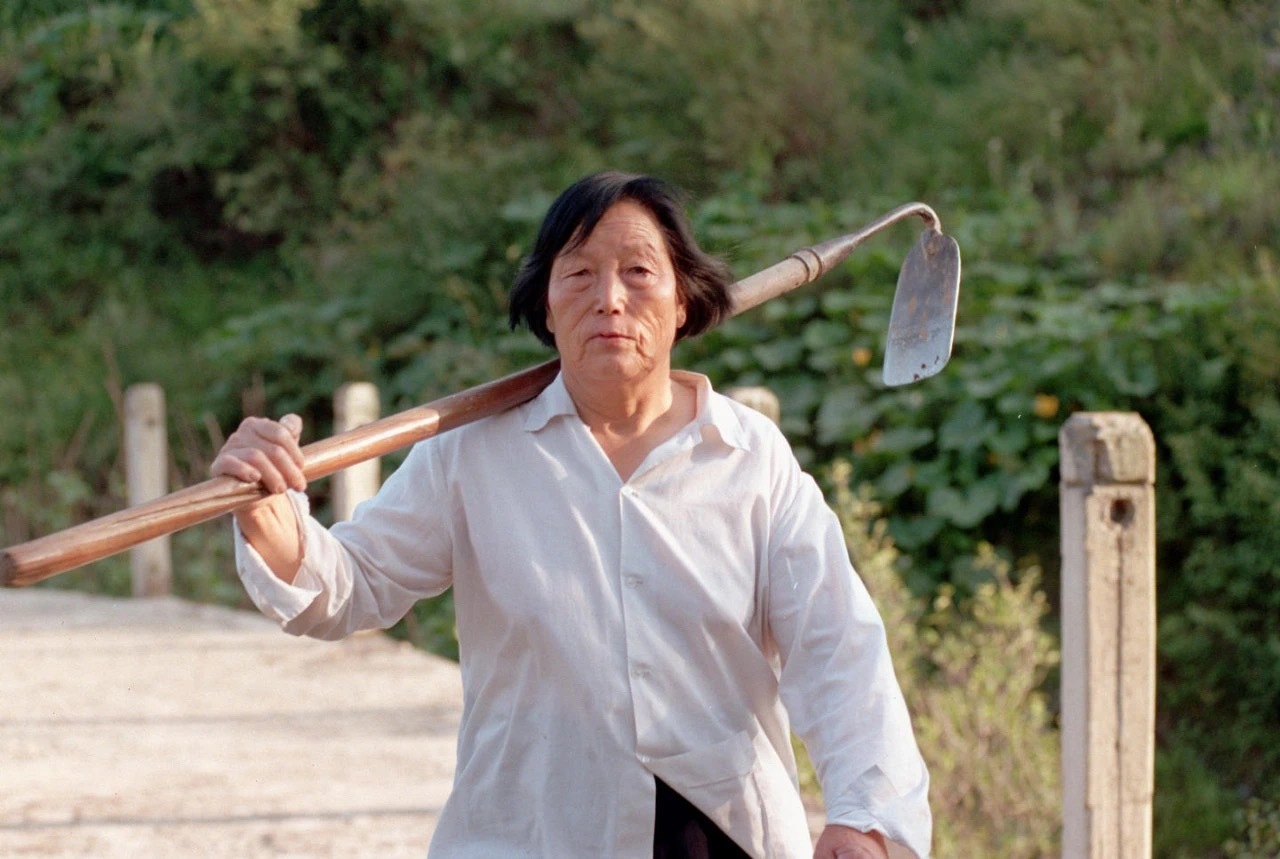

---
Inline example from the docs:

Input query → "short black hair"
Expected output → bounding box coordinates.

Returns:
[508,172,733,348]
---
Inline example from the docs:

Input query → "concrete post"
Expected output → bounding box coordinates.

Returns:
[332,382,381,522]
[124,383,172,596]
[726,386,781,425]
[1059,412,1156,859]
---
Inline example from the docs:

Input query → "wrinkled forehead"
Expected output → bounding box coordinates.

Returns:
[557,199,671,260]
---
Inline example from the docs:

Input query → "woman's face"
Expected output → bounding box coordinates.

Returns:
[546,200,686,389]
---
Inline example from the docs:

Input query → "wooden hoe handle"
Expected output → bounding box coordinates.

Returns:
[1,202,943,586]
[1,360,560,586]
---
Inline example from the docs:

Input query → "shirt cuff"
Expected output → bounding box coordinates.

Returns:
[233,490,322,626]
[825,779,931,859]
[824,809,893,846]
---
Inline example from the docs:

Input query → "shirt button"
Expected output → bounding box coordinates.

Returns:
[631,665,651,679]
[624,574,643,588]
[638,754,652,764]
[621,486,636,498]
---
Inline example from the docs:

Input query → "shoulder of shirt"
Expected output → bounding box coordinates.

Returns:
[695,378,793,456]
[400,396,529,466]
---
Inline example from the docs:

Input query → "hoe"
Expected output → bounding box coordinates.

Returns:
[1,202,960,586]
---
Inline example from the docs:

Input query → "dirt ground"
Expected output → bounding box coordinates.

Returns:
[0,589,462,858]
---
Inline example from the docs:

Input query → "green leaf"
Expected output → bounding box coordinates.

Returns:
[751,338,805,372]
[719,347,751,372]
[801,319,848,350]
[961,478,1002,526]
[987,422,1030,455]
[939,401,997,451]
[888,514,945,550]
[875,425,935,453]
[815,385,877,444]
[876,461,914,498]
[927,480,1000,528]
[806,347,842,373]
[819,290,859,315]
[911,456,952,490]
[926,485,966,522]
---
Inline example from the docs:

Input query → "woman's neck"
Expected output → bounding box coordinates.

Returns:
[562,368,697,481]
[562,365,676,437]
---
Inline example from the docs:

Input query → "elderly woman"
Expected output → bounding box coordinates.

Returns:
[212,173,931,859]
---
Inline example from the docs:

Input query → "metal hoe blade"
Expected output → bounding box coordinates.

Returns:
[883,228,962,386]
[1,201,962,587]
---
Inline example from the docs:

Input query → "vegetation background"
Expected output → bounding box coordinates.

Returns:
[2,0,1278,854]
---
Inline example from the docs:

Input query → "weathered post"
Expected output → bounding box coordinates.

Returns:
[332,382,381,522]
[1059,412,1156,858]
[726,386,781,425]
[124,383,172,596]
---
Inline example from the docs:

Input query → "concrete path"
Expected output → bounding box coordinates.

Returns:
[0,589,462,858]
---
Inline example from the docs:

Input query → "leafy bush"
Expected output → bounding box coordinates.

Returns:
[1156,742,1238,858]
[1224,797,1280,859]
[829,465,1060,857]
[682,188,1196,587]
[1151,272,1280,825]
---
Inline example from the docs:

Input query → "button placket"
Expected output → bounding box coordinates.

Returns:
[619,485,645,591]
[618,482,658,749]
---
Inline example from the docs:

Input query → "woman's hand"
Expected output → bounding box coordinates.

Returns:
[813,824,889,859]
[210,415,307,582]
[211,414,307,494]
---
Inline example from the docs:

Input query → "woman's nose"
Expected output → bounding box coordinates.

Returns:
[593,273,625,314]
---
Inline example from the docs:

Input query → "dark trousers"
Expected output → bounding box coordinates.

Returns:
[653,777,749,859]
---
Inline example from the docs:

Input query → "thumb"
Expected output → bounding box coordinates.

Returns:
[280,413,303,440]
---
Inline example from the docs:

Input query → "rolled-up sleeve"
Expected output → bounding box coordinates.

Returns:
[765,452,932,858]
[234,440,455,641]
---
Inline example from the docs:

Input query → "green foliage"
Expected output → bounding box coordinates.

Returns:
[681,190,1226,590]
[0,1,192,38]
[1224,797,1280,859]
[1151,273,1280,810]
[829,465,1060,857]
[570,0,874,194]
[388,590,459,662]
[1155,742,1239,858]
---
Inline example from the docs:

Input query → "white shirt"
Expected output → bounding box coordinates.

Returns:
[235,371,931,858]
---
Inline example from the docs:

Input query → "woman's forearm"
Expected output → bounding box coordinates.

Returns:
[234,494,303,583]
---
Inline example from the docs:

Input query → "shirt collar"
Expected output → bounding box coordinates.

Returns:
[521,371,579,432]
[521,370,751,453]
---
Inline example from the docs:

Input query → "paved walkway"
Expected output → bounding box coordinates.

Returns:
[0,589,462,858]
[0,589,841,858]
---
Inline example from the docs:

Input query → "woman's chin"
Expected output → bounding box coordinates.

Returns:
[572,354,660,386]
